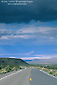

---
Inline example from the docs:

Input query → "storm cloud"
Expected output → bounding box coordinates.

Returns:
[0,0,57,23]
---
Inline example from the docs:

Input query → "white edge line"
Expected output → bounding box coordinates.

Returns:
[0,68,26,81]
[40,70,57,79]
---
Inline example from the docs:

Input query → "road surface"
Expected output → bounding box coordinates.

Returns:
[0,68,57,85]
[0,68,30,85]
[30,68,57,85]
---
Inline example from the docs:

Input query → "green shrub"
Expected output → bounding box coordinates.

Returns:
[49,72,53,74]
[54,75,55,76]
[5,67,12,72]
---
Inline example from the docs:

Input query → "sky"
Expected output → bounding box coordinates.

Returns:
[0,0,57,60]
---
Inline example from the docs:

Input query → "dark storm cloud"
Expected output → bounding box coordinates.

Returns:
[0,0,57,23]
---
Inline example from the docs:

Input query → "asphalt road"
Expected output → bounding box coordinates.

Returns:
[0,68,30,85]
[0,68,57,85]
[30,68,57,85]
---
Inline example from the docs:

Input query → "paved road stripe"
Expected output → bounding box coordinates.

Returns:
[0,69,26,81]
[30,78,32,81]
[30,74,31,75]
[40,70,57,79]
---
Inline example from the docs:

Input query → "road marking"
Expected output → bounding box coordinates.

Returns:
[0,69,26,81]
[30,69,31,72]
[30,74,31,75]
[30,78,32,81]
[40,70,57,79]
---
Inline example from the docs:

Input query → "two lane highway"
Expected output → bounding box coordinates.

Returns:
[0,68,57,85]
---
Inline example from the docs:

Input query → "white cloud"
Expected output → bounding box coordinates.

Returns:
[0,36,8,40]
[0,22,57,45]
[24,51,34,56]
[34,54,57,59]
[20,54,57,60]
[20,57,50,60]
[9,57,16,58]
[0,51,34,56]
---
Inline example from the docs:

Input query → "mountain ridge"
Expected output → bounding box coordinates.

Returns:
[0,58,28,66]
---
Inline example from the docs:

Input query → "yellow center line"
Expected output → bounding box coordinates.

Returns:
[30,78,32,81]
[29,68,32,81]
[30,74,31,75]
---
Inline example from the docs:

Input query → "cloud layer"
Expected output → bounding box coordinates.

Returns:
[0,22,57,45]
[20,54,57,60]
[0,0,57,23]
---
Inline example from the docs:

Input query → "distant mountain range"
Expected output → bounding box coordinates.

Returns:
[1,58,57,66]
[0,58,28,66]
[26,58,57,65]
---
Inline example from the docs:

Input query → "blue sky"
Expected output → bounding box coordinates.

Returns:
[0,0,57,60]
[0,20,57,59]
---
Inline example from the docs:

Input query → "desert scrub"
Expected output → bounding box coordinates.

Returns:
[0,65,21,74]
[0,68,6,74]
[49,71,53,74]
[37,65,57,77]
[5,66,12,72]
[12,65,21,71]
[43,68,49,72]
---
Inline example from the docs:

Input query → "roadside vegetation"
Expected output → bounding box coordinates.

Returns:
[0,58,29,75]
[37,65,57,76]
[0,65,22,74]
[31,65,57,77]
